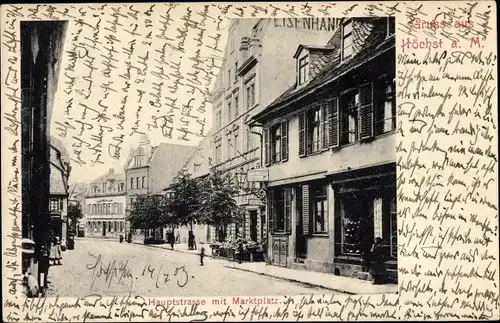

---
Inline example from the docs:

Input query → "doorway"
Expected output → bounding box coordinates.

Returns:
[250,210,258,242]
[295,186,307,261]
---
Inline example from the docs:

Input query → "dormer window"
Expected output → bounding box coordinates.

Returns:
[298,55,309,85]
[342,19,353,60]
[387,17,395,37]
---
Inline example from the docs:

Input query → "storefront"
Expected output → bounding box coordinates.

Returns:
[331,163,397,280]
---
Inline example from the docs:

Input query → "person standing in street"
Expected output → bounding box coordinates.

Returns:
[237,242,244,264]
[168,231,175,250]
[38,244,50,295]
[369,237,388,284]
[261,238,269,265]
[200,246,205,266]
[54,237,62,265]
[49,236,57,266]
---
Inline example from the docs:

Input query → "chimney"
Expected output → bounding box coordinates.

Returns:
[109,168,114,174]
[139,134,149,146]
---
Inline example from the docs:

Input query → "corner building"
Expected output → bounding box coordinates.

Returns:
[251,17,397,282]
[210,18,339,242]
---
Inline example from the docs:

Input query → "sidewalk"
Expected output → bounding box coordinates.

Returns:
[132,240,213,257]
[224,262,398,295]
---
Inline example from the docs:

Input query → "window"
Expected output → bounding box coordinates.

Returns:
[234,131,239,157]
[307,106,322,153]
[341,91,359,144]
[274,189,285,232]
[246,83,255,109]
[265,121,288,165]
[215,141,222,164]
[108,203,112,214]
[142,176,146,189]
[216,109,222,129]
[227,136,232,160]
[342,19,353,59]
[130,178,134,189]
[136,177,139,189]
[234,95,239,118]
[298,55,309,85]
[271,124,281,163]
[118,183,124,192]
[227,97,232,123]
[387,17,395,37]
[134,148,145,167]
[312,185,327,233]
[49,198,60,211]
[234,62,238,82]
[375,79,396,135]
[389,196,397,258]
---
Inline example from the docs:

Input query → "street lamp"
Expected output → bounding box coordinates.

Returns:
[235,167,267,203]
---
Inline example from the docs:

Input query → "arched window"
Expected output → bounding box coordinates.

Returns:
[134,148,145,167]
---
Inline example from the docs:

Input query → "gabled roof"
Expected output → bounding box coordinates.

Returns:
[293,45,334,58]
[90,170,125,184]
[252,18,394,123]
[149,142,197,191]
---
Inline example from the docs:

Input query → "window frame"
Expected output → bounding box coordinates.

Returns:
[342,19,353,60]
[271,124,282,163]
[375,78,396,135]
[340,89,359,145]
[311,185,328,234]
[274,189,285,232]
[246,82,255,110]
[298,54,309,85]
[306,105,322,154]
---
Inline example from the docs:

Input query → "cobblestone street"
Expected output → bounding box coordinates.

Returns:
[46,239,338,297]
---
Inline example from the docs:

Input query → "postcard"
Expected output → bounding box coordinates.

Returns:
[1,1,498,322]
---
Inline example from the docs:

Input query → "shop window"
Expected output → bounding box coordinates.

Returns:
[340,193,373,255]
[340,90,359,144]
[389,197,397,258]
[375,79,396,135]
[312,185,328,233]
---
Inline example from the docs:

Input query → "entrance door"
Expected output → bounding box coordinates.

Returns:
[250,211,258,242]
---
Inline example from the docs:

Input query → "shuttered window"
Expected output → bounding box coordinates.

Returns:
[302,185,310,235]
[321,101,329,149]
[359,82,374,140]
[264,127,270,166]
[281,120,289,161]
[284,188,292,233]
[298,111,306,157]
[328,97,340,148]
[267,189,274,233]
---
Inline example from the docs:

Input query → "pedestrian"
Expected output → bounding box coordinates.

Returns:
[49,236,57,266]
[237,242,244,264]
[38,244,50,294]
[261,238,269,265]
[169,232,174,250]
[188,231,193,250]
[192,234,197,250]
[127,232,132,243]
[200,246,205,266]
[175,232,180,244]
[369,237,388,285]
[119,234,124,243]
[54,237,62,265]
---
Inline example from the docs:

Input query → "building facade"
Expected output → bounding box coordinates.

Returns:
[210,18,338,243]
[250,17,397,281]
[125,136,195,238]
[166,130,214,245]
[84,169,127,237]
[49,137,71,248]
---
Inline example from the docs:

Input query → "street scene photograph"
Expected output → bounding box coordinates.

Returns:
[20,16,397,299]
